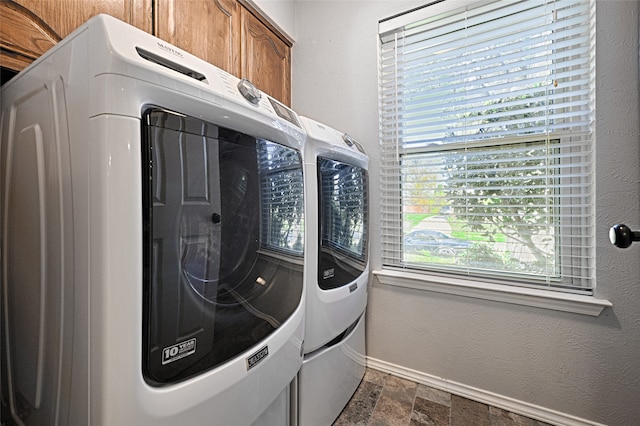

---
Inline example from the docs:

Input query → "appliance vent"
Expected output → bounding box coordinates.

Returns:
[136,47,207,83]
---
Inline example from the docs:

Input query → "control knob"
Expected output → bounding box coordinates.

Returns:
[342,133,355,147]
[237,78,261,105]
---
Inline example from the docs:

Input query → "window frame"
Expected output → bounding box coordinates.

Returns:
[376,0,609,313]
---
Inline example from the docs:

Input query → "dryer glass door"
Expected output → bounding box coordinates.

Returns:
[142,108,304,385]
[317,157,368,290]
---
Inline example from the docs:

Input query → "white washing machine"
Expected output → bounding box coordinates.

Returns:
[297,116,369,425]
[1,14,307,425]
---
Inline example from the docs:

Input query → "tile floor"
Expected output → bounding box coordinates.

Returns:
[333,369,553,426]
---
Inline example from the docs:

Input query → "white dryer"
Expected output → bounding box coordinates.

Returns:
[297,116,369,425]
[1,14,307,425]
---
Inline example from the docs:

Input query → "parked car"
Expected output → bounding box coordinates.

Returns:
[403,230,472,256]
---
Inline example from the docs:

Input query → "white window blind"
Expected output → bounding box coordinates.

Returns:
[378,0,595,292]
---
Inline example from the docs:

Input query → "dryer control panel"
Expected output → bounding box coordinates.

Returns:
[301,117,367,156]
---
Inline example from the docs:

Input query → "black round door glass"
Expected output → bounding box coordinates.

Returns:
[317,157,368,290]
[142,108,304,385]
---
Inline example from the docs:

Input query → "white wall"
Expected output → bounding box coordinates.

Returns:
[292,1,640,424]
[246,0,297,41]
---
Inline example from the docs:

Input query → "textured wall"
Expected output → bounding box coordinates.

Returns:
[292,1,640,424]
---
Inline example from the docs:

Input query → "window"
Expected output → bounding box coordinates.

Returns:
[378,0,595,293]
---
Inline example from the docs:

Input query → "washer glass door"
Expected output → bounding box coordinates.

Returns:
[317,157,368,290]
[141,108,304,385]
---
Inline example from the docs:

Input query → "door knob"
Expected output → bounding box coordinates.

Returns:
[609,224,640,248]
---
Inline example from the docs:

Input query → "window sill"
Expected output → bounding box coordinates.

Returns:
[372,269,612,317]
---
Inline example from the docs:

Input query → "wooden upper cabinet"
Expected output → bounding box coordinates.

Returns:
[12,0,152,38]
[0,1,59,71]
[1,0,152,72]
[240,7,291,106]
[155,0,240,77]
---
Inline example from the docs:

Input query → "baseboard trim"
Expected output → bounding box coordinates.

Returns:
[366,357,604,426]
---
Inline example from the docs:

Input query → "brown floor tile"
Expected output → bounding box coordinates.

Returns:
[381,375,418,403]
[364,368,389,386]
[367,375,417,426]
[450,395,491,426]
[333,380,383,426]
[411,396,450,426]
[415,384,451,407]
[334,368,548,426]
[489,406,553,426]
[368,393,414,426]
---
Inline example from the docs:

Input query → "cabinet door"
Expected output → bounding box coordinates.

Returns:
[11,0,152,38]
[1,0,151,72]
[0,1,59,72]
[154,0,240,77]
[240,7,291,106]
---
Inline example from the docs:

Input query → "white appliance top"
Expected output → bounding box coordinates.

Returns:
[7,13,305,146]
[299,116,368,168]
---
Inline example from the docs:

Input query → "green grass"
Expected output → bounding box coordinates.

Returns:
[403,213,507,243]
[404,213,430,229]
[450,224,507,243]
